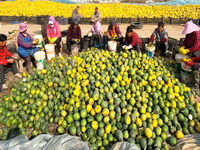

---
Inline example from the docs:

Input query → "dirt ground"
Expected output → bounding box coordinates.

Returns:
[0,22,185,40]
[0,22,191,97]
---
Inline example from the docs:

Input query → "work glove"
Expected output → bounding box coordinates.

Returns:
[75,39,80,43]
[51,37,57,43]
[182,57,192,62]
[180,49,190,55]
[33,38,39,44]
[185,61,196,66]
[122,45,126,49]
[179,46,185,53]
[182,57,187,62]
[110,37,115,40]
[48,37,52,43]
[125,45,132,50]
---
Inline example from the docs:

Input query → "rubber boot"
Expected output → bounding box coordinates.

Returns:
[192,71,200,89]
[117,42,120,53]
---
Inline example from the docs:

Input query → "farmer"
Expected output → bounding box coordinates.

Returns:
[90,15,103,50]
[149,22,168,56]
[17,22,39,74]
[0,34,22,90]
[123,26,142,52]
[67,18,84,56]
[45,16,61,55]
[71,5,82,22]
[184,57,200,88]
[179,21,200,58]
[106,20,124,52]
[94,7,101,22]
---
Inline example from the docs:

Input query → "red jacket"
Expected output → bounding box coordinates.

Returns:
[67,25,81,41]
[125,31,142,47]
[0,46,12,65]
[191,56,200,62]
[183,30,200,53]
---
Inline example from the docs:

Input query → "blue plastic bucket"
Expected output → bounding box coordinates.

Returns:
[146,50,155,58]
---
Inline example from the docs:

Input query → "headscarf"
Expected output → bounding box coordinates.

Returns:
[48,16,57,33]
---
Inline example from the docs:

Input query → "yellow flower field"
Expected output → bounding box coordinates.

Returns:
[0,0,199,19]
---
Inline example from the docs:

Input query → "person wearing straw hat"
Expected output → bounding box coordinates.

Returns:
[94,7,101,22]
[149,22,168,56]
[90,15,103,50]
[45,16,61,55]
[0,34,22,90]
[179,20,200,58]
[72,5,83,22]
[67,18,84,56]
[17,22,40,74]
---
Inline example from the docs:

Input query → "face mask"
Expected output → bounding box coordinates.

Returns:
[22,33,27,37]
[50,24,54,28]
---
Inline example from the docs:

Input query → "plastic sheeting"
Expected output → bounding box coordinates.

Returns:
[146,0,200,6]
[0,134,140,150]
[111,142,140,150]
[0,134,92,150]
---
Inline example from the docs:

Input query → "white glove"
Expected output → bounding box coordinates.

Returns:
[125,45,132,50]
[122,45,126,49]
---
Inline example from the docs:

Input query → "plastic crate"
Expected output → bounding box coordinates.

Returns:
[163,17,171,24]
[58,17,68,25]
[122,18,131,23]
[180,18,191,24]
[170,18,180,24]
[192,19,199,25]
[141,38,149,43]
[168,37,179,59]
[154,17,163,23]
[138,17,148,23]
[179,38,185,47]
[81,18,90,24]
[35,15,49,24]
[115,18,123,24]
[61,30,68,37]
[141,38,150,52]
[146,18,154,23]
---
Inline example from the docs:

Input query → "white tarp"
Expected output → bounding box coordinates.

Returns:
[0,134,140,150]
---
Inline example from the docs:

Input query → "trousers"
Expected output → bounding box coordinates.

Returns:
[0,57,18,84]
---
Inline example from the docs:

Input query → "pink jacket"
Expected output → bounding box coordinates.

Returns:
[91,21,103,38]
[47,17,61,39]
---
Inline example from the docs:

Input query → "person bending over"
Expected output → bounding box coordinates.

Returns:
[150,22,168,56]
[123,26,142,52]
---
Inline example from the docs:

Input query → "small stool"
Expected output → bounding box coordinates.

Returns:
[15,58,25,73]
[94,40,104,49]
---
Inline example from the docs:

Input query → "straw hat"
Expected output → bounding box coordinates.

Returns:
[91,15,99,23]
[182,20,199,34]
[72,18,79,25]
[18,23,28,32]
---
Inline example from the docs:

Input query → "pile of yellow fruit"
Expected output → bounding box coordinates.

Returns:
[0,0,199,19]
